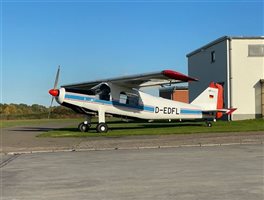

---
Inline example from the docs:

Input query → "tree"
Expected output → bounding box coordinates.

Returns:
[3,104,18,115]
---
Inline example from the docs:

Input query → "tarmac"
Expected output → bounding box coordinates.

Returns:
[0,122,263,154]
[1,144,264,200]
[1,122,264,199]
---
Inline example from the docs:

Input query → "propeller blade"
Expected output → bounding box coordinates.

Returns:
[48,97,55,119]
[53,65,60,89]
[48,65,61,119]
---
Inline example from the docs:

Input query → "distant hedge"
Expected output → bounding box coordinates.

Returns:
[0,103,82,120]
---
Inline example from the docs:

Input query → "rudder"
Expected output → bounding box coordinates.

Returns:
[191,82,224,118]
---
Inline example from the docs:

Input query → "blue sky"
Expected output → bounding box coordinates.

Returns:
[1,1,263,106]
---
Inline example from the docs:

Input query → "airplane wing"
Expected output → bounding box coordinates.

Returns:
[62,69,197,90]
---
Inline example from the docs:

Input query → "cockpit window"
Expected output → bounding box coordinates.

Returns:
[92,83,111,101]
[99,84,111,101]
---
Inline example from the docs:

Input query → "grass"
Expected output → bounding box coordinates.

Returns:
[37,118,264,138]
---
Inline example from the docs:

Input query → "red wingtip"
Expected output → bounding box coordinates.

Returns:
[162,70,198,82]
[49,89,59,97]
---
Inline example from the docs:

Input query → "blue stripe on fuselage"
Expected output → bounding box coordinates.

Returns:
[180,109,202,115]
[65,94,202,115]
[65,94,154,112]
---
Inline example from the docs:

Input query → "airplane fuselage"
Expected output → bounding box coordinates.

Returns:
[56,87,208,121]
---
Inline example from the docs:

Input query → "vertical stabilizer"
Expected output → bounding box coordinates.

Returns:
[191,82,224,117]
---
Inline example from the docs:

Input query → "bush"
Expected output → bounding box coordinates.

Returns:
[0,104,82,120]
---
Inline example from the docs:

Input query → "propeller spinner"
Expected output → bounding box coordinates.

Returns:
[49,89,59,97]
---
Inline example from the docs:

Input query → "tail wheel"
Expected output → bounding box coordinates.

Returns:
[78,122,90,132]
[96,123,108,133]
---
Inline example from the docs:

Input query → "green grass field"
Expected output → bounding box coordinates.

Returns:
[37,118,264,138]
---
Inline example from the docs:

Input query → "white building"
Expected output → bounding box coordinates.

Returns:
[187,36,264,120]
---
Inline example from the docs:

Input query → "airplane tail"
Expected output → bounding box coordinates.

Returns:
[191,82,224,118]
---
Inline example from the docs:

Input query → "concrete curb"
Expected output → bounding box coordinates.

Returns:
[4,141,263,155]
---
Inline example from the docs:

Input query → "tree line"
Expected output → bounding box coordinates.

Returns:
[0,103,81,120]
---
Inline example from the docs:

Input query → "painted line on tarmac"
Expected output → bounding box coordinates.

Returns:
[4,141,263,155]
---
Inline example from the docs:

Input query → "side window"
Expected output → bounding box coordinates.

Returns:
[127,94,139,106]
[119,92,139,106]
[119,92,128,104]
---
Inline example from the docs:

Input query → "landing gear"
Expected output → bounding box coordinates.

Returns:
[96,123,108,133]
[78,115,92,132]
[206,121,212,127]
[78,122,91,132]
[95,109,108,133]
[78,121,109,133]
[78,110,109,133]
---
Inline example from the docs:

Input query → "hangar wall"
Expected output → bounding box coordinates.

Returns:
[187,38,229,108]
[230,39,264,120]
[187,36,264,120]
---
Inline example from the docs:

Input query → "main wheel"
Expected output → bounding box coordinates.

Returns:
[78,122,90,132]
[206,121,212,127]
[96,123,108,133]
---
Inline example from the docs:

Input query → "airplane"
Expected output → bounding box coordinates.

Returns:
[48,66,236,133]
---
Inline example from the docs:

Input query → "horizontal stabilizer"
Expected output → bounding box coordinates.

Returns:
[203,108,237,115]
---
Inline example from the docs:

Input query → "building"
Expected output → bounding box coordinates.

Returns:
[159,86,189,103]
[187,36,264,120]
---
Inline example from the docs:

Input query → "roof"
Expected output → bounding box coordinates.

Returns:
[187,36,264,57]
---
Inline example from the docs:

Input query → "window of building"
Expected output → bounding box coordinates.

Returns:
[248,45,264,57]
[211,51,216,63]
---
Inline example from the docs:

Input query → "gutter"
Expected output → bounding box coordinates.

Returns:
[187,36,264,57]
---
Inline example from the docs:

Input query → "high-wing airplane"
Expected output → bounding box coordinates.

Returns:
[48,67,236,133]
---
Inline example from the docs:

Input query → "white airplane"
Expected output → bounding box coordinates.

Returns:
[48,67,236,133]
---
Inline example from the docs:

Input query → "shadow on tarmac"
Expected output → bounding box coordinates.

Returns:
[48,122,203,132]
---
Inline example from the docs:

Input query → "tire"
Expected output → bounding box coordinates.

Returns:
[96,123,108,133]
[78,122,89,132]
[206,122,212,127]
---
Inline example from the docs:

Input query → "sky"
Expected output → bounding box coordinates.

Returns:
[1,0,263,106]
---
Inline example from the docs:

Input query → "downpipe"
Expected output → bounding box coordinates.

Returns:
[260,79,264,118]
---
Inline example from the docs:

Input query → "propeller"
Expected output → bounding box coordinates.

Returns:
[48,65,60,119]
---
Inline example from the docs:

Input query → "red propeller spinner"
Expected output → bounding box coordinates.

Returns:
[49,89,59,97]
